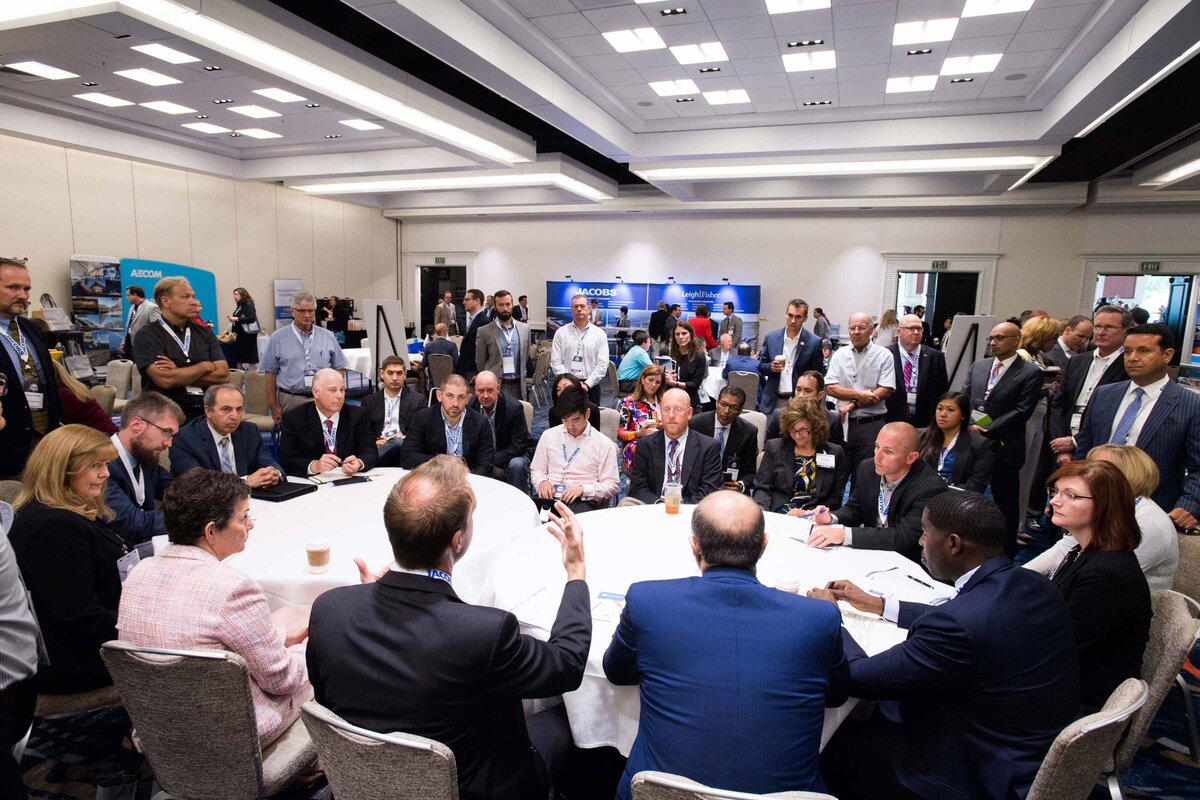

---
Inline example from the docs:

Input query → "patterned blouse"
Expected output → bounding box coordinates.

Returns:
[617,396,661,472]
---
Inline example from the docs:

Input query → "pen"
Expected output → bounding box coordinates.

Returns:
[907,574,934,589]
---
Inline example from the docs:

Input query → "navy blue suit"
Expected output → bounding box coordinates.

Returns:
[104,453,172,544]
[168,416,282,477]
[756,327,824,413]
[722,354,761,380]
[604,568,849,800]
[842,557,1079,800]
[1075,379,1200,517]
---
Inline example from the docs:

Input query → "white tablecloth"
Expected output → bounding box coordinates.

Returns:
[700,364,726,404]
[342,347,372,376]
[229,468,539,608]
[479,504,947,755]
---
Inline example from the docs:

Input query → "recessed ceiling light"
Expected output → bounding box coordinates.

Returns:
[633,154,1046,181]
[324,134,342,138]
[949,77,975,83]
[787,40,825,48]
[130,43,199,64]
[1005,72,1028,81]
[766,0,832,13]
[203,65,222,71]
[253,87,307,103]
[194,114,209,118]
[234,128,281,139]
[73,92,133,107]
[212,98,235,104]
[803,99,832,106]
[228,104,281,118]
[698,67,722,73]
[139,100,197,114]
[650,79,700,97]
[181,122,231,134]
[602,28,667,53]
[637,100,655,107]
[660,7,686,16]
[675,97,695,103]
[5,61,79,80]
[782,50,836,72]
[886,75,939,93]
[670,42,728,65]
[703,89,751,105]
[339,118,384,130]
[228,133,242,137]
[80,81,98,87]
[961,0,1035,17]
[941,54,1003,75]
[892,19,958,46]
[305,103,321,108]
[114,67,180,86]
[906,49,932,56]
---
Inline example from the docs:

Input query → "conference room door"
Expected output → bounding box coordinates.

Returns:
[1093,272,1193,366]
[418,266,467,335]
[896,271,978,345]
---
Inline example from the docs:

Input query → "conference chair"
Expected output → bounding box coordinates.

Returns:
[89,383,116,415]
[450,335,463,349]
[520,399,534,433]
[427,353,454,392]
[34,684,122,719]
[1025,679,1147,800]
[606,360,619,405]
[726,371,759,406]
[740,410,767,452]
[242,370,277,433]
[527,348,552,407]
[100,641,317,800]
[600,408,620,444]
[630,771,835,800]
[0,480,23,505]
[300,701,459,800]
[1104,590,1200,799]
[1172,534,1200,760]
[227,367,246,394]
[104,358,137,412]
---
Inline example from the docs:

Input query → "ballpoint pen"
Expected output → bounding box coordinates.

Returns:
[907,574,934,589]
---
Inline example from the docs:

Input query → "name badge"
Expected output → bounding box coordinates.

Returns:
[970,407,987,423]
[502,354,517,375]
[724,467,740,482]
[816,453,836,469]
[26,391,44,411]
[117,549,142,583]
[185,386,204,396]
[906,391,918,407]
[1070,412,1083,435]
[304,370,316,389]
[572,354,584,364]
[553,483,567,497]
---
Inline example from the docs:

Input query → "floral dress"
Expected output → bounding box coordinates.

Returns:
[617,397,661,472]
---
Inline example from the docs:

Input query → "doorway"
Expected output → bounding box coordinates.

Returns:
[1093,273,1193,366]
[418,266,467,336]
[896,271,979,346]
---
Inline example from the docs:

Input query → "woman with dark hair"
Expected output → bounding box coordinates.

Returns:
[666,320,707,409]
[1044,459,1150,709]
[227,287,259,370]
[917,392,994,492]
[548,373,601,431]
[753,399,846,514]
[617,364,664,472]
[690,304,718,350]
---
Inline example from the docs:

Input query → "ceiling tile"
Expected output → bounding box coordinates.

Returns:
[834,25,894,49]
[839,63,891,82]
[884,90,932,104]
[895,0,968,23]
[1019,4,1098,33]
[596,69,647,87]
[839,93,885,106]
[979,83,1030,98]
[752,85,800,101]
[647,4,711,27]
[633,100,679,119]
[510,0,578,16]
[654,20,722,46]
[531,12,598,39]
[768,9,834,38]
[697,74,748,91]
[610,82,660,99]
[752,97,799,111]
[556,33,618,57]
[996,49,1060,70]
[675,100,717,116]
[723,37,780,59]
[836,46,892,66]
[946,34,1014,57]
[622,49,682,69]
[838,78,887,95]
[698,0,769,20]
[636,64,692,81]
[787,68,839,86]
[955,14,1025,39]
[1007,28,1078,52]
[931,80,985,101]
[738,71,791,88]
[731,56,787,75]
[831,2,897,31]
[711,14,776,40]
[575,53,633,72]
[889,46,945,64]
[580,5,654,32]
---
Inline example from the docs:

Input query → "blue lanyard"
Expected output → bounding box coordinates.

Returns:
[499,323,517,355]
[158,320,192,361]
[0,322,29,363]
[877,486,891,522]
[322,420,338,452]
[292,324,315,369]
[561,429,590,478]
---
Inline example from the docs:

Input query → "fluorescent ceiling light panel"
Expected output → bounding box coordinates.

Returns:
[253,87,306,103]
[602,28,667,53]
[1140,158,1200,187]
[892,19,958,46]
[940,54,1003,75]
[766,0,832,12]
[782,50,837,72]
[703,89,750,105]
[961,0,1035,17]
[670,42,728,65]
[292,174,614,202]
[228,104,280,118]
[5,60,78,80]
[73,92,133,107]
[339,118,384,130]
[181,121,231,133]
[114,67,180,86]
[139,100,196,114]
[634,1,670,4]
[886,75,938,93]
[635,155,1045,181]
[649,79,699,97]
[234,128,281,139]
[130,43,199,64]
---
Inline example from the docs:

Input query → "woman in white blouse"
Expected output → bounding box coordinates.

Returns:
[1024,444,1178,590]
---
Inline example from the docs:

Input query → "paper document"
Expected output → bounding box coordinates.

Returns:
[592,592,626,624]
[309,469,374,485]
[841,611,906,657]
[510,585,563,632]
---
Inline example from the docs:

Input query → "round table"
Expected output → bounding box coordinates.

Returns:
[228,468,539,608]
[478,504,948,755]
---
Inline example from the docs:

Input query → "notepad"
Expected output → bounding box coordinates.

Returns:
[841,610,906,657]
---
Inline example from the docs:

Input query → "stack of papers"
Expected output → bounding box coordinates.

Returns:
[840,607,906,656]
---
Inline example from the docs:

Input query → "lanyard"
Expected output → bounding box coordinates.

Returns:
[499,323,517,355]
[877,485,892,524]
[384,394,400,429]
[322,418,338,452]
[292,324,315,369]
[0,321,30,364]
[667,438,683,482]
[938,432,959,473]
[903,350,918,392]
[113,434,146,506]
[561,428,590,479]
[158,320,192,362]
[985,359,1004,397]
[445,419,463,453]
[392,565,452,585]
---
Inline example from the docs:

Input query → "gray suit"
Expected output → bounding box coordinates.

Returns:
[476,319,530,400]
[126,300,160,342]
[719,314,743,344]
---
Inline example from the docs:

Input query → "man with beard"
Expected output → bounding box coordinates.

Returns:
[475,290,530,401]
[104,391,185,547]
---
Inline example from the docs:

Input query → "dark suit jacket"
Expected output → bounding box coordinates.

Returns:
[845,557,1080,800]
[168,416,282,477]
[603,568,849,800]
[105,453,172,544]
[278,403,379,477]
[753,439,847,513]
[362,387,426,440]
[1051,548,1150,708]
[1047,351,1127,440]
[455,313,488,381]
[834,459,948,561]
[400,406,495,476]
[1042,341,1073,373]
[628,429,722,505]
[756,327,824,413]
[648,309,668,341]
[1075,379,1200,515]
[961,357,1043,467]
[307,572,591,800]
[425,337,460,373]
[475,320,531,399]
[0,316,63,477]
[918,428,994,493]
[672,352,708,409]
[468,393,533,464]
[885,344,948,428]
[689,412,758,491]
[722,354,760,380]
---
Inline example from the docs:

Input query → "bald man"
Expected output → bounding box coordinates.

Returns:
[628,387,723,505]
[961,322,1043,557]
[807,422,949,562]
[279,368,378,477]
[604,491,848,800]
[825,312,896,488]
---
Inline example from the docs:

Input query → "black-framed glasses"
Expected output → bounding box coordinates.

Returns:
[716,400,743,413]
[137,416,178,438]
[1048,488,1094,502]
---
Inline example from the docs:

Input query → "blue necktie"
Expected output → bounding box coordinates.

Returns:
[716,426,727,458]
[1110,387,1145,445]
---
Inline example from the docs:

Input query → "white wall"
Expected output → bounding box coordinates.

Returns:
[400,211,1200,331]
[0,133,399,331]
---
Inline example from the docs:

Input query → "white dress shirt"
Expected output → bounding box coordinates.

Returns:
[551,321,610,389]
[882,564,978,622]
[779,330,800,393]
[1109,374,1169,447]
[530,425,620,500]
[985,354,1018,396]
[1077,348,1123,409]
[825,342,896,418]
[207,423,240,476]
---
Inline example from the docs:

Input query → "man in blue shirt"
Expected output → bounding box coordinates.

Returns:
[616,330,654,392]
[260,292,348,422]
[722,341,760,379]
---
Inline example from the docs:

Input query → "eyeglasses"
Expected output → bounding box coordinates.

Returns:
[1093,325,1125,332]
[899,325,924,332]
[137,417,178,439]
[716,400,743,413]
[1048,488,1094,502]
[789,426,813,436]
[986,334,1017,341]
[847,325,871,333]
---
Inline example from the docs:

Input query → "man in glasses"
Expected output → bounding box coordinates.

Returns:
[826,312,895,488]
[261,292,349,423]
[961,321,1042,557]
[689,387,759,493]
[885,314,948,429]
[105,392,185,548]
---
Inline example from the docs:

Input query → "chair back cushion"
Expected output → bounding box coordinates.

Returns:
[600,408,620,444]
[740,410,767,452]
[243,370,269,416]
[631,770,835,800]
[1174,534,1200,604]
[428,354,454,389]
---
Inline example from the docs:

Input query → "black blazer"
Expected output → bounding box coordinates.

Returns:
[918,428,995,494]
[885,344,948,428]
[362,387,426,440]
[468,393,533,464]
[10,502,124,693]
[169,416,282,477]
[834,459,948,561]
[307,572,591,800]
[753,439,847,514]
[961,357,1043,467]
[104,454,172,544]
[455,313,488,381]
[1047,351,1127,440]
[628,429,723,505]
[548,399,602,432]
[400,406,495,476]
[689,411,759,491]
[1052,548,1151,708]
[671,351,708,409]
[0,316,63,477]
[278,403,379,477]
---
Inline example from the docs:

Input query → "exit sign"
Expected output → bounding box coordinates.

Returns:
[931,260,949,270]
[1140,261,1161,272]
[434,256,445,265]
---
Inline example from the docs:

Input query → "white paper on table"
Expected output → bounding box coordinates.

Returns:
[785,518,816,542]
[841,610,906,656]
[592,592,627,624]
[509,584,564,632]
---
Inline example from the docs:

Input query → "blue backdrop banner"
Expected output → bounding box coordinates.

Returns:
[120,259,219,331]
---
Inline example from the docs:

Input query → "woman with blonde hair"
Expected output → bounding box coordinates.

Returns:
[753,398,847,514]
[52,359,118,434]
[1025,444,1178,589]
[1018,315,1064,366]
[617,364,664,472]
[10,425,125,693]
[1016,314,1065,526]
[873,308,899,348]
